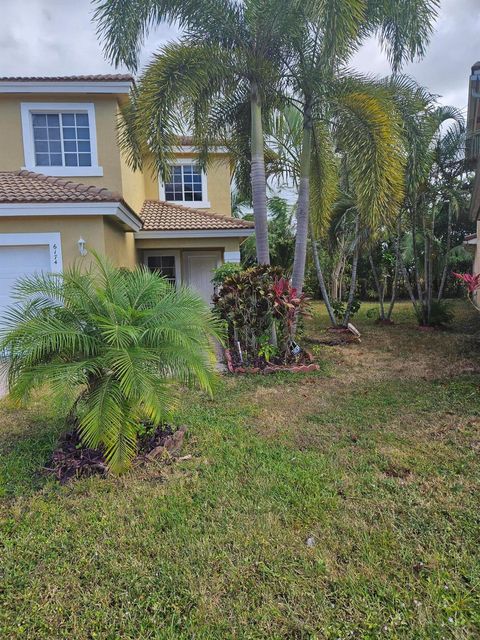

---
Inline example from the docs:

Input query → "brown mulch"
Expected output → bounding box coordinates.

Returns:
[47,424,187,484]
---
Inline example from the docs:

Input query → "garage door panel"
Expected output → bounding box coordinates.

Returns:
[0,244,51,325]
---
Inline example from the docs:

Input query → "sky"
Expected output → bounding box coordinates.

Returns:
[0,0,479,112]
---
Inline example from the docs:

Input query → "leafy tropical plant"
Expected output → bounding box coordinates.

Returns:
[271,276,308,353]
[0,255,222,473]
[211,262,243,288]
[213,265,281,360]
[212,265,308,364]
[453,272,480,312]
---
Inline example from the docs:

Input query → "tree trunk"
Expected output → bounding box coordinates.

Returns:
[411,202,424,313]
[437,201,452,301]
[387,215,402,320]
[369,252,386,320]
[291,104,313,294]
[250,81,270,265]
[343,212,360,326]
[399,253,419,313]
[310,220,337,326]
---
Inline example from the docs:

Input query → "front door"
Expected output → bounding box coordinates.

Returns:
[184,251,220,304]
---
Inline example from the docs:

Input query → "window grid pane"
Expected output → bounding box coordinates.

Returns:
[164,164,203,202]
[32,111,92,168]
[147,256,177,285]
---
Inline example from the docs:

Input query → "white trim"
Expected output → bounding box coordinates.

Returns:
[0,202,141,232]
[224,251,241,263]
[0,232,62,271]
[135,228,254,239]
[143,250,182,287]
[159,159,210,208]
[20,102,103,177]
[0,81,132,94]
[175,145,228,154]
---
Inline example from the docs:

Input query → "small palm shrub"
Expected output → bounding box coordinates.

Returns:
[0,255,222,473]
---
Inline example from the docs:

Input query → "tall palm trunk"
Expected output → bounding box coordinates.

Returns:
[386,215,402,320]
[437,201,452,301]
[343,212,360,326]
[369,252,386,320]
[250,81,270,264]
[292,104,313,294]
[310,219,337,326]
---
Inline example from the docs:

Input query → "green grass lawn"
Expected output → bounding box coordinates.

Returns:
[1,301,480,639]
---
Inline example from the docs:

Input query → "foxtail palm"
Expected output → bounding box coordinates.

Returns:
[94,0,305,265]
[285,0,439,296]
[0,255,222,474]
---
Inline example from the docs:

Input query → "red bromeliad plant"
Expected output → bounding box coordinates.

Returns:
[453,272,480,311]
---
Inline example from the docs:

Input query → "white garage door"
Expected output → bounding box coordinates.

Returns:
[0,244,51,325]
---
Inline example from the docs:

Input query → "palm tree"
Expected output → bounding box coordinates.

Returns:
[94,0,305,265]
[400,103,466,324]
[286,0,440,296]
[0,255,222,474]
[270,81,407,326]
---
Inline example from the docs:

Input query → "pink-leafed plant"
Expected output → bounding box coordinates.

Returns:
[453,272,480,311]
[272,277,309,352]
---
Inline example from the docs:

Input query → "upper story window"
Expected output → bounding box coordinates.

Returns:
[21,102,103,177]
[160,161,209,208]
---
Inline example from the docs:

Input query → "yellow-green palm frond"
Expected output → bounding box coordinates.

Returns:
[333,78,405,232]
[310,122,340,236]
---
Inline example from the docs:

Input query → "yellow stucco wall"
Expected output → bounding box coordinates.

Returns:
[103,219,137,268]
[0,93,233,217]
[0,94,124,193]
[0,216,136,269]
[143,153,232,215]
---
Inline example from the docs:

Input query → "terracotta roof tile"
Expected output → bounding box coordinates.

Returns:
[0,170,123,203]
[140,200,254,231]
[0,75,133,82]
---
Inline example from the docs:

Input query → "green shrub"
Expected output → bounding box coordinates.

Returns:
[211,262,243,287]
[415,299,454,327]
[0,254,222,474]
[213,265,308,364]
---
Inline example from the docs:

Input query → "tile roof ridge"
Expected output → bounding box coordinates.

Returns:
[143,199,254,226]
[14,169,121,200]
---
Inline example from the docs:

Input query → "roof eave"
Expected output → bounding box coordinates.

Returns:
[0,201,142,232]
[0,80,132,95]
[135,228,255,239]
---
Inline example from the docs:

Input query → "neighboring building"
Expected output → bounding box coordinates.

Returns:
[0,75,254,322]
[466,62,480,274]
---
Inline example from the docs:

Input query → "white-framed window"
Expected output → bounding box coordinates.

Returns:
[21,102,103,177]
[159,160,209,208]
[144,251,181,287]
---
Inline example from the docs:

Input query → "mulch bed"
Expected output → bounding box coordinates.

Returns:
[47,424,187,484]
[224,347,320,375]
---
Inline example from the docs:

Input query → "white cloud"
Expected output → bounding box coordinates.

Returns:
[0,0,478,110]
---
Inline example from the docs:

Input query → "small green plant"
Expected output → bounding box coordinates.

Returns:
[257,333,278,363]
[211,262,243,287]
[331,299,361,323]
[366,307,380,320]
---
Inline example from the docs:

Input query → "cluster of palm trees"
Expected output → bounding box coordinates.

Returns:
[94,0,442,310]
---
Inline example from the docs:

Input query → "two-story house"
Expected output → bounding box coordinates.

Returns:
[0,75,254,322]
[466,61,480,275]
